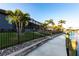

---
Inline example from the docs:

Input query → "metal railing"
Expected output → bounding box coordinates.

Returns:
[0,25,49,50]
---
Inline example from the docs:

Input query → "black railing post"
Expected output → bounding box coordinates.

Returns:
[17,28,20,44]
[0,31,2,49]
[33,24,34,40]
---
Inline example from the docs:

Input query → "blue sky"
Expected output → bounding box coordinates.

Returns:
[0,3,79,28]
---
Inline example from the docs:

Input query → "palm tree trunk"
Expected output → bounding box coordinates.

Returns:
[20,22,23,33]
[15,23,20,44]
[17,22,21,44]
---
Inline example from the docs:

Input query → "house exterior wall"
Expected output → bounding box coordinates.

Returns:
[0,13,13,31]
[25,21,41,32]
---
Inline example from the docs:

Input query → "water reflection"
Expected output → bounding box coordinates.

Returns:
[76,32,79,56]
[69,31,79,56]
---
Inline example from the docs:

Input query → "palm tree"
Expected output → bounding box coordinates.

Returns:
[41,19,54,30]
[45,19,55,26]
[53,25,61,32]
[6,9,30,33]
[41,22,47,31]
[6,9,30,43]
[44,19,55,30]
[43,23,48,28]
[58,20,66,31]
[41,19,55,35]
[58,20,66,26]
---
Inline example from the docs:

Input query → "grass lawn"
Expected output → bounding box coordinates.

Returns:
[0,32,46,49]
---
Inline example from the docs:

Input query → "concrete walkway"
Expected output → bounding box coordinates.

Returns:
[26,34,67,56]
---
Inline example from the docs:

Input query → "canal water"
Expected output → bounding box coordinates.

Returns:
[69,31,79,56]
[77,34,79,56]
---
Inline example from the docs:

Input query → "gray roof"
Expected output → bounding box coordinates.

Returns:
[0,9,7,15]
[29,18,42,25]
